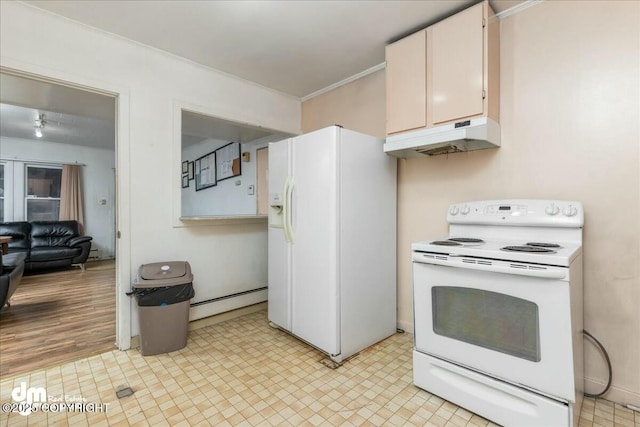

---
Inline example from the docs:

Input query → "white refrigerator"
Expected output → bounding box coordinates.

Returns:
[268,125,397,363]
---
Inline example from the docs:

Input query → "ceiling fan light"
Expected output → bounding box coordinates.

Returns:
[33,113,46,138]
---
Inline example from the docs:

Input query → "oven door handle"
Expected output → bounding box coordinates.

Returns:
[412,253,568,280]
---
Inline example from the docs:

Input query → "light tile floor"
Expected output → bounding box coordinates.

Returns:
[0,310,637,426]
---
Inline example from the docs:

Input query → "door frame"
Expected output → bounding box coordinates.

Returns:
[0,59,132,350]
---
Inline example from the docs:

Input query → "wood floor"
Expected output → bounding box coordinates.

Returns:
[0,260,116,378]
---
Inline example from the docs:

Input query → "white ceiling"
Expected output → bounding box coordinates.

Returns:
[23,0,524,98]
[0,103,116,149]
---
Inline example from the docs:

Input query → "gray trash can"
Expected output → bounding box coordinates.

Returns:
[131,261,194,356]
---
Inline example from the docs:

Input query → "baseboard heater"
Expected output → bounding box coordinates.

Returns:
[190,287,267,307]
[189,287,268,321]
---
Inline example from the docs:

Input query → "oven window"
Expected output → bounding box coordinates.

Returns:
[432,287,540,362]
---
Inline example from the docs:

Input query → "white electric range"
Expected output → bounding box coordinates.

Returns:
[412,199,584,426]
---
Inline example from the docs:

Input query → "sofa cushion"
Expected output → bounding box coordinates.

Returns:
[3,248,29,257]
[2,252,27,268]
[30,221,79,248]
[1,254,25,312]
[0,222,31,250]
[29,247,81,262]
[1,252,27,277]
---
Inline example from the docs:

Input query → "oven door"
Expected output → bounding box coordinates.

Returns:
[413,252,575,401]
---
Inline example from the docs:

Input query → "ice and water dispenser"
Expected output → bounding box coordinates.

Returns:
[269,192,284,228]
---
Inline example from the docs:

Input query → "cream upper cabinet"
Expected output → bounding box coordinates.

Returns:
[385,0,499,135]
[428,3,484,125]
[385,29,426,135]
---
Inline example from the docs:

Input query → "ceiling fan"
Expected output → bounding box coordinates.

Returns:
[34,113,46,138]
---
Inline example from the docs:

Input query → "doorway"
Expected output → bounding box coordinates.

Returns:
[256,147,269,216]
[0,69,119,376]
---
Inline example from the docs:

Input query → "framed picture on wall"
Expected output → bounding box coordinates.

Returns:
[181,174,189,188]
[216,142,241,182]
[188,161,194,180]
[182,160,189,174]
[194,151,217,191]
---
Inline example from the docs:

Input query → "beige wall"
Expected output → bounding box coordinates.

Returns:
[302,1,639,406]
[302,70,386,138]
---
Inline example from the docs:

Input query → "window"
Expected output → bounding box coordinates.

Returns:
[25,165,62,221]
[0,164,4,222]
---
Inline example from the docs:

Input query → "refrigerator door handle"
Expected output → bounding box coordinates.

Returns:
[283,177,291,243]
[285,176,295,243]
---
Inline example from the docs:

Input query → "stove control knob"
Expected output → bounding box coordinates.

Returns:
[461,205,470,215]
[449,206,459,216]
[545,203,560,216]
[562,205,578,217]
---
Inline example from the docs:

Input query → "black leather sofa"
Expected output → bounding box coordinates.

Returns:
[0,221,92,271]
[1,251,26,312]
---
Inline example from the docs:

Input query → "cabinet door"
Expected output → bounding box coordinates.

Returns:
[385,29,426,135]
[431,2,484,124]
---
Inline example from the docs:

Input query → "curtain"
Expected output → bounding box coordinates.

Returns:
[59,164,85,233]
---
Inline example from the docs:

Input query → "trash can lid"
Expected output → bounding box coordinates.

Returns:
[139,261,189,281]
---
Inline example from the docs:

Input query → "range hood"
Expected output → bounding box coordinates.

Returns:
[384,117,500,158]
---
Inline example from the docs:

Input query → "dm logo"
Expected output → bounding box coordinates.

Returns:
[11,382,46,416]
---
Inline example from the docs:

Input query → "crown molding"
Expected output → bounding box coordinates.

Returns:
[301,62,386,102]
[495,0,543,20]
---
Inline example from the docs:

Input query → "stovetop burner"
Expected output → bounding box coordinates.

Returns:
[412,200,583,268]
[448,238,484,243]
[526,242,562,248]
[431,240,462,246]
[501,245,557,254]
